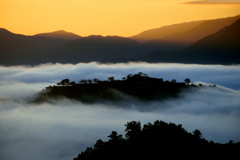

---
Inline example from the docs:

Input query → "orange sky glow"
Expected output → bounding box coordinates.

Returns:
[1,0,240,37]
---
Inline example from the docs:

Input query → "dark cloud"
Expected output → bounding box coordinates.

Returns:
[0,62,240,160]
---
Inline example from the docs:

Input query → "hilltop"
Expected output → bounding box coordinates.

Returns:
[34,30,82,40]
[33,73,199,104]
[0,28,70,65]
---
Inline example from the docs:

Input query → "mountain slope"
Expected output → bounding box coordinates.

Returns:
[129,20,203,43]
[143,15,240,51]
[137,18,240,64]
[179,18,240,64]
[36,35,152,64]
[34,30,82,40]
[0,28,71,65]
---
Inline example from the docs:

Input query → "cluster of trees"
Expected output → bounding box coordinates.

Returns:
[55,72,192,86]
[37,73,198,103]
[73,120,239,160]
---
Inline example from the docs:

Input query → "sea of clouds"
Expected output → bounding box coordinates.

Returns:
[0,62,240,160]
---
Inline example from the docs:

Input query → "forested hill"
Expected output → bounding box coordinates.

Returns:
[33,73,199,103]
[73,120,240,160]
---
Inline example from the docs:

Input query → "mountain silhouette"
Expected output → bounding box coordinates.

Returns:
[136,15,240,51]
[35,35,152,64]
[0,28,72,65]
[1,15,239,66]
[137,18,240,64]
[129,20,204,43]
[179,18,240,64]
[34,30,82,40]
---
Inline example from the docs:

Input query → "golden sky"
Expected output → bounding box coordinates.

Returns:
[1,0,240,37]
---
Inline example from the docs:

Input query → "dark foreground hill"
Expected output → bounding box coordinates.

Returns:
[33,73,195,104]
[73,120,240,160]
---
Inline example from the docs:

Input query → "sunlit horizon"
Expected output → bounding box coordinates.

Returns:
[1,0,240,37]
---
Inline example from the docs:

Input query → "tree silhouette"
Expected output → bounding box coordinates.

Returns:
[61,79,70,86]
[193,129,202,139]
[93,139,105,150]
[93,78,99,83]
[122,77,126,80]
[87,79,92,84]
[82,79,87,84]
[126,74,133,79]
[56,82,61,86]
[79,79,85,84]
[108,76,114,82]
[184,78,191,85]
[124,121,141,141]
[107,131,124,147]
[171,79,177,83]
[70,81,76,86]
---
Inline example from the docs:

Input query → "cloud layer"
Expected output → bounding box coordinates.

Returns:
[0,62,240,160]
[0,62,240,91]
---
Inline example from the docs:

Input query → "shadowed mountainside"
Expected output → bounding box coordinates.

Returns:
[34,30,82,40]
[73,120,240,160]
[0,28,73,65]
[1,15,239,66]
[35,35,153,64]
[142,15,240,51]
[178,18,240,64]
[129,20,204,43]
[136,18,240,64]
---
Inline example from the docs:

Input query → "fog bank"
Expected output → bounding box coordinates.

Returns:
[0,62,240,160]
[0,62,240,90]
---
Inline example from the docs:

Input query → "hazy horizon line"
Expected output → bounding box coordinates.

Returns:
[1,14,239,38]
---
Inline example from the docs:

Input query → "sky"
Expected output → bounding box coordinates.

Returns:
[0,62,240,160]
[1,0,240,37]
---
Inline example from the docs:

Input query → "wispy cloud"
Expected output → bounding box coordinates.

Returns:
[184,0,240,4]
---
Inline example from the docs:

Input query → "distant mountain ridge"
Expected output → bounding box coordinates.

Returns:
[0,28,70,65]
[0,15,239,65]
[141,15,240,51]
[130,20,204,43]
[35,35,152,64]
[34,30,82,40]
[130,15,239,44]
[137,18,240,64]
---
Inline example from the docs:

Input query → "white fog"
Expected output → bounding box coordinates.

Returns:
[0,62,240,160]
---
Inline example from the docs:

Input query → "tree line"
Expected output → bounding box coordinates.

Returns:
[55,72,193,86]
[73,120,239,160]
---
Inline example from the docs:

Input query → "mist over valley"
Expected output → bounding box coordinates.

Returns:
[0,62,240,160]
